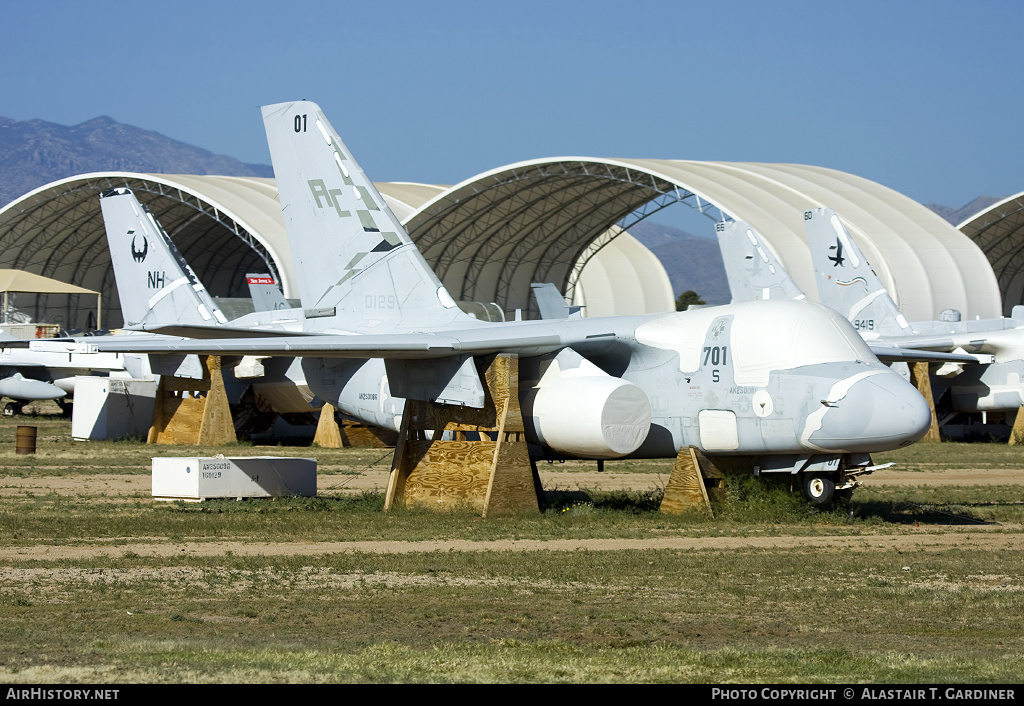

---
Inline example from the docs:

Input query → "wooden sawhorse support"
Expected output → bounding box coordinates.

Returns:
[313,402,399,448]
[385,354,543,518]
[1010,405,1024,445]
[909,362,941,443]
[660,446,730,518]
[147,355,236,445]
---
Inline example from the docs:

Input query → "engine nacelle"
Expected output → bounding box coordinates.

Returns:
[523,376,651,459]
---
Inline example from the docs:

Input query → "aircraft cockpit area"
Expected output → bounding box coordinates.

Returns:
[0,159,1008,332]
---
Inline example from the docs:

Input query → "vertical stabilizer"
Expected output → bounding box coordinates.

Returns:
[805,208,914,336]
[715,220,806,303]
[100,188,227,329]
[246,273,290,312]
[531,282,583,319]
[262,101,472,332]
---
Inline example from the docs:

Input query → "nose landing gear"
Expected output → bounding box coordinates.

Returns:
[801,472,836,506]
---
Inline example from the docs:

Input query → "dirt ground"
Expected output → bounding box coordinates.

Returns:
[2,464,1022,562]
[2,530,1021,563]
[2,465,1022,497]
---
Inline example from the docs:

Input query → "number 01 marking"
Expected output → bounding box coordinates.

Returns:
[294,114,307,132]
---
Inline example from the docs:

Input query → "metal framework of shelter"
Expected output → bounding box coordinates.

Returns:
[0,173,289,330]
[0,158,1004,329]
[404,160,724,317]
[406,158,1003,321]
[958,192,1024,316]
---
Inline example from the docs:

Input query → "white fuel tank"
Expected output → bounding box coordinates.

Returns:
[526,375,651,458]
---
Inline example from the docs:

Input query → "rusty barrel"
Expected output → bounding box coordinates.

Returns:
[15,425,36,455]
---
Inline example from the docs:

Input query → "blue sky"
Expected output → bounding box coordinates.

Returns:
[3,0,1021,210]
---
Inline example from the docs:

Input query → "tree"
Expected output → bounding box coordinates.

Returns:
[675,290,705,311]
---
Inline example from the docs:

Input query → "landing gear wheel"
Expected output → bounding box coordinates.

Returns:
[3,402,21,417]
[801,472,836,506]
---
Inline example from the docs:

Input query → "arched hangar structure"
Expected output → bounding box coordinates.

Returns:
[0,173,289,330]
[0,159,1001,329]
[958,192,1024,316]
[0,170,673,329]
[406,159,1003,322]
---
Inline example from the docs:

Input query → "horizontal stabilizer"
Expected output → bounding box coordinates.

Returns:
[532,283,583,319]
[868,344,994,365]
[122,323,319,339]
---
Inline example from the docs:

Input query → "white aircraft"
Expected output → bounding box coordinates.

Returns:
[41,101,935,505]
[99,189,321,422]
[717,217,993,361]
[0,328,148,417]
[804,207,1024,417]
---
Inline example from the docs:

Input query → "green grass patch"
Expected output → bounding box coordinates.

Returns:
[3,411,1024,682]
[1,549,1023,682]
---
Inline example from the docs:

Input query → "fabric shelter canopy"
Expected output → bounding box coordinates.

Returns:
[0,268,101,329]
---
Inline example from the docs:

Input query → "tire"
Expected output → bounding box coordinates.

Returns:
[801,472,836,506]
[3,402,16,417]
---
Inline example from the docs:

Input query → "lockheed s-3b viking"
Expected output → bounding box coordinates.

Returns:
[44,101,934,507]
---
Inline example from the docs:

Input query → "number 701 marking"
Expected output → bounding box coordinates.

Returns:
[702,346,727,366]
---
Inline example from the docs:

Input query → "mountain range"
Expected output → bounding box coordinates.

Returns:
[0,114,1005,306]
[0,115,272,206]
[924,196,1004,227]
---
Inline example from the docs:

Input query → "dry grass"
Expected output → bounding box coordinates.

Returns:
[2,406,1024,682]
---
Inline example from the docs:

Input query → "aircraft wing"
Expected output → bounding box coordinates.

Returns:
[29,328,576,360]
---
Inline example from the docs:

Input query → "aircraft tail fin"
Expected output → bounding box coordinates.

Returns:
[246,273,290,312]
[262,101,472,331]
[100,188,228,329]
[804,208,914,336]
[715,220,806,303]
[531,283,583,319]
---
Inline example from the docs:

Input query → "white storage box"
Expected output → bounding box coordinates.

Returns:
[152,456,317,501]
[72,376,158,441]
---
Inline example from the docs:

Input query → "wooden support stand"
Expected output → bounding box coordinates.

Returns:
[385,354,542,518]
[909,362,941,443]
[147,355,236,446]
[313,402,399,448]
[1010,405,1024,446]
[340,420,398,448]
[660,446,721,518]
[313,402,343,448]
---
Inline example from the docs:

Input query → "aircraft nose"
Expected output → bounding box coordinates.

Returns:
[805,369,932,452]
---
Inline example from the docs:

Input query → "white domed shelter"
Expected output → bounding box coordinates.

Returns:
[0,158,1001,329]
